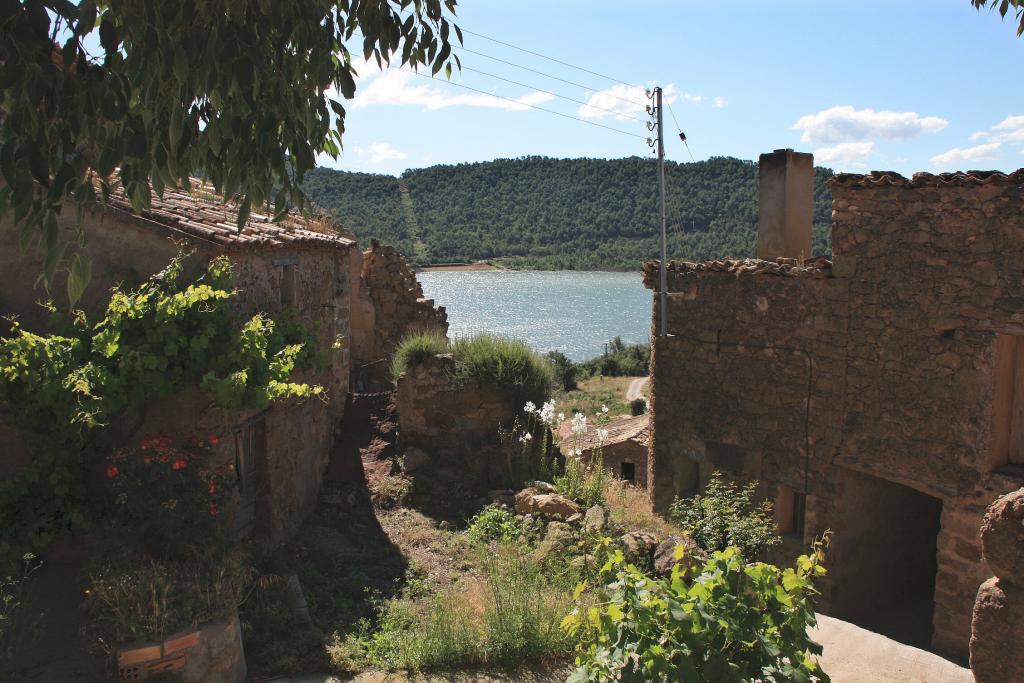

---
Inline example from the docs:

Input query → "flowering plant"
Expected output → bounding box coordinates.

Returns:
[104,434,236,558]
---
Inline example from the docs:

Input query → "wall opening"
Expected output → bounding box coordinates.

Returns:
[828,469,943,651]
[620,461,636,483]
[775,486,806,541]
[992,333,1024,468]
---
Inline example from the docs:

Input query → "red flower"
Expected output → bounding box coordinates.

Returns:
[171,459,187,470]
[105,465,120,479]
[208,503,219,516]
[208,434,220,447]
[208,482,217,494]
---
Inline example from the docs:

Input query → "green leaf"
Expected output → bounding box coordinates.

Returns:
[67,253,92,308]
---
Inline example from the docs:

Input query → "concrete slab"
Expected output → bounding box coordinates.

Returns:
[813,614,974,683]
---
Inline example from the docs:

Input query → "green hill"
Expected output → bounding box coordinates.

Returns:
[302,156,834,269]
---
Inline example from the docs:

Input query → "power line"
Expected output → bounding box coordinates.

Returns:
[401,68,646,139]
[665,101,695,161]
[461,66,647,123]
[459,27,639,89]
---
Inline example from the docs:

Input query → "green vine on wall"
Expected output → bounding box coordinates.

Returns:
[0,252,327,558]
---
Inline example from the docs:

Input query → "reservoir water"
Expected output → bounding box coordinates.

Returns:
[417,270,652,361]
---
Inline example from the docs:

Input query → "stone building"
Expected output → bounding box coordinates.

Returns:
[558,414,650,488]
[2,185,357,546]
[643,149,1024,660]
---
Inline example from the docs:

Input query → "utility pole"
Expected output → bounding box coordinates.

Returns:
[648,87,668,337]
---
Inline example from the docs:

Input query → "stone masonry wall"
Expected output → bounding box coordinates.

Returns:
[645,169,1024,660]
[353,240,448,384]
[395,353,515,482]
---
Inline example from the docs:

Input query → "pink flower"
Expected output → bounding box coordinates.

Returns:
[106,466,119,479]
[208,434,220,447]
[171,459,187,471]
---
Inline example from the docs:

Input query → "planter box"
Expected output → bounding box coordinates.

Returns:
[116,613,245,682]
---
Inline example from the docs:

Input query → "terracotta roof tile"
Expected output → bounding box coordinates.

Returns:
[106,182,356,251]
[830,168,1024,188]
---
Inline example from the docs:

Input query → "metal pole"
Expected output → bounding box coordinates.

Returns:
[656,86,668,337]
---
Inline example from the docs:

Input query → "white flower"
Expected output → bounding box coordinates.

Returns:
[601,405,609,414]
[539,400,556,425]
[524,401,537,414]
[558,412,565,422]
[522,432,533,442]
[574,448,583,457]
[596,428,609,445]
[571,412,587,435]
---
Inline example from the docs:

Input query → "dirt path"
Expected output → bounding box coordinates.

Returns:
[626,376,649,402]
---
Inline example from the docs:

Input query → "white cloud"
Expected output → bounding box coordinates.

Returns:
[351,68,555,112]
[576,83,701,121]
[792,105,948,143]
[353,142,407,164]
[929,142,1001,169]
[991,115,1024,143]
[814,141,875,168]
[713,96,727,109]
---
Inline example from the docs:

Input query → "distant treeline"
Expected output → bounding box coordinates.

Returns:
[302,156,834,270]
[548,337,651,391]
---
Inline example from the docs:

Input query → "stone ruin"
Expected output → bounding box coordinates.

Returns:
[644,148,1024,661]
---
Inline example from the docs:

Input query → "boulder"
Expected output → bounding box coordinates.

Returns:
[618,531,659,566]
[515,489,580,518]
[488,489,516,508]
[531,481,557,493]
[979,488,1024,585]
[532,521,574,562]
[653,535,708,578]
[402,447,431,472]
[566,513,584,526]
[514,487,540,515]
[583,505,607,533]
[971,577,1024,683]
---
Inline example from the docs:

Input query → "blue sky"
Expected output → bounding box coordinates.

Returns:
[321,0,1024,177]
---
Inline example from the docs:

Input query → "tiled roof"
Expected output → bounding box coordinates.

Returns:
[559,414,650,450]
[643,256,831,287]
[830,169,1024,188]
[106,182,356,250]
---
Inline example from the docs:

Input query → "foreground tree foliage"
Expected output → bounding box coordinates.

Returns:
[0,0,459,303]
[972,0,1024,35]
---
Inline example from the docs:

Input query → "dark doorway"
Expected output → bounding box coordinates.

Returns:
[828,469,943,651]
[620,461,636,483]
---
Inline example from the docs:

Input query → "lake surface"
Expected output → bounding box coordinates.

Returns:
[417,270,652,361]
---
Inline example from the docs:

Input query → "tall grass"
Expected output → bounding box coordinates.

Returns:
[367,543,576,671]
[392,332,553,410]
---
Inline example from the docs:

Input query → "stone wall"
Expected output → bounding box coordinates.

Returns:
[394,353,515,482]
[644,168,1024,660]
[352,240,448,388]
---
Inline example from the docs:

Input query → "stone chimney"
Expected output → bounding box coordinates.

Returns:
[757,149,813,261]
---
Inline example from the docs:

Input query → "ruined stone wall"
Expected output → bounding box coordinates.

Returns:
[645,169,1024,660]
[352,241,448,384]
[394,353,514,482]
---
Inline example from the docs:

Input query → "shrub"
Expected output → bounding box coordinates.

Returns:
[86,551,251,647]
[466,505,527,544]
[555,451,608,510]
[668,471,781,560]
[449,333,553,411]
[105,435,236,558]
[0,553,41,670]
[629,397,647,416]
[546,350,578,391]
[564,542,830,683]
[390,330,449,380]
[577,337,650,379]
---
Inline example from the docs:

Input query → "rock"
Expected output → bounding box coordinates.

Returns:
[514,488,580,518]
[438,520,453,532]
[971,577,1024,683]
[979,488,1024,585]
[531,521,574,562]
[583,505,606,533]
[514,487,540,515]
[566,513,584,525]
[534,494,581,519]
[488,489,516,508]
[618,531,659,567]
[653,535,708,578]
[531,481,557,493]
[402,446,431,472]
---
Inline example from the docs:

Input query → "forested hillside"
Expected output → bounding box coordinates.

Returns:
[302,156,834,269]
